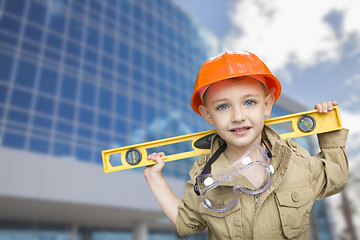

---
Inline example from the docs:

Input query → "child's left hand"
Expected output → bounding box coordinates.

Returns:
[314,101,338,113]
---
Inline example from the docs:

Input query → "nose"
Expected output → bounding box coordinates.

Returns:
[231,107,245,122]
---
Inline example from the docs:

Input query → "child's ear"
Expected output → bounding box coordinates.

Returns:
[199,105,214,125]
[264,94,275,117]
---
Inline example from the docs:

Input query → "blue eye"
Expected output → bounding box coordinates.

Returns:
[244,100,255,106]
[217,104,229,110]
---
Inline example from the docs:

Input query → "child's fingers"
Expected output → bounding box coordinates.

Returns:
[314,103,324,113]
[315,101,338,113]
[147,152,166,164]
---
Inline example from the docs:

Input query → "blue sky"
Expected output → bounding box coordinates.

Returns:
[173,0,360,165]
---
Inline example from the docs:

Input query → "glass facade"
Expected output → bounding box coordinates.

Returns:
[0,0,221,178]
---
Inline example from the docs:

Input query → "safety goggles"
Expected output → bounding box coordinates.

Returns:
[194,144,274,212]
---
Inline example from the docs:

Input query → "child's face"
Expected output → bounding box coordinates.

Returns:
[199,77,274,152]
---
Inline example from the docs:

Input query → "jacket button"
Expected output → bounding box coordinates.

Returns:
[291,192,299,202]
[290,141,297,149]
[198,157,205,165]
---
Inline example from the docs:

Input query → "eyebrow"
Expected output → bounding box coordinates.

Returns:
[210,98,227,105]
[210,94,262,104]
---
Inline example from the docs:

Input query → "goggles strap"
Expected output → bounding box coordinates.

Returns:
[194,142,227,195]
[261,139,272,159]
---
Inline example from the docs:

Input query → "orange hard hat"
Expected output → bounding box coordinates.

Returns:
[191,51,281,115]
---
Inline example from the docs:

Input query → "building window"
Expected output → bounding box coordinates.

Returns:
[75,146,91,161]
[56,120,73,135]
[118,42,129,61]
[11,89,32,109]
[79,107,94,126]
[8,109,29,125]
[102,34,115,55]
[2,131,26,149]
[68,18,83,41]
[86,27,99,48]
[99,88,112,111]
[77,126,93,139]
[29,136,49,154]
[24,24,43,42]
[49,14,66,34]
[53,141,71,157]
[39,68,58,94]
[15,60,37,89]
[4,0,26,16]
[46,33,63,50]
[35,96,55,115]
[58,101,75,121]
[97,113,111,130]
[0,85,8,103]
[33,115,52,129]
[60,75,77,100]
[28,1,46,25]
[80,81,95,106]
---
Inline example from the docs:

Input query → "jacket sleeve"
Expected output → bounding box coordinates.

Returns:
[176,155,207,237]
[309,128,349,200]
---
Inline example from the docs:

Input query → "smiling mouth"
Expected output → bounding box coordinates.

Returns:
[231,127,250,132]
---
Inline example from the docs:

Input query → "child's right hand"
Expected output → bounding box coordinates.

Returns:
[144,152,166,180]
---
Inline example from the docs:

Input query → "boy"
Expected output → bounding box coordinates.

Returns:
[144,51,348,239]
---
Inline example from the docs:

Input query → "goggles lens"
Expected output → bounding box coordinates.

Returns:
[196,145,273,212]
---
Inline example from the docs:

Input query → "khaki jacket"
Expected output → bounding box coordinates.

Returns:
[176,125,349,239]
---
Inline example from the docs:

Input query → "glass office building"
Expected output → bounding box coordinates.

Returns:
[0,0,333,239]
[0,0,220,174]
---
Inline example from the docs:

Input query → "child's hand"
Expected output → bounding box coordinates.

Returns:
[314,101,338,113]
[144,152,166,180]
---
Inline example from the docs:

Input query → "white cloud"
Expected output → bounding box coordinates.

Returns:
[345,74,360,87]
[341,110,360,154]
[225,0,360,80]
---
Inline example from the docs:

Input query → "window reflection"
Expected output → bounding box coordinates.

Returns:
[99,88,112,111]
[24,24,43,42]
[80,81,95,106]
[3,131,26,149]
[35,96,55,115]
[118,42,129,60]
[8,110,29,124]
[15,60,36,88]
[29,136,49,153]
[4,0,26,15]
[11,89,32,109]
[75,146,91,161]
[0,54,13,80]
[77,126,93,139]
[79,108,94,125]
[28,1,46,25]
[39,68,57,94]
[49,15,66,34]
[53,142,71,157]
[96,131,110,143]
[115,94,127,115]
[58,101,75,120]
[97,113,111,130]
[60,75,77,100]
[56,120,73,134]
[33,115,52,129]
[69,19,83,40]
[86,27,99,48]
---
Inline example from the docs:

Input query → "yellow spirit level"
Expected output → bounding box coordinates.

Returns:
[102,106,342,173]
